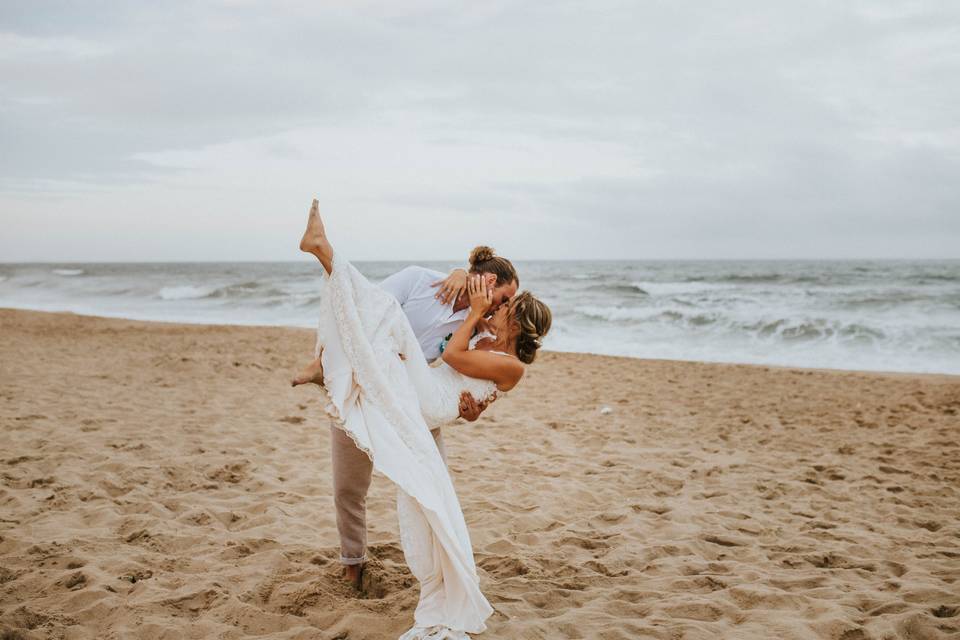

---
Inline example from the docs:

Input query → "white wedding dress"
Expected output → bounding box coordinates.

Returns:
[314,254,498,639]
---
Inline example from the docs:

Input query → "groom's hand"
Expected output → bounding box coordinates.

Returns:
[432,269,468,306]
[458,392,486,422]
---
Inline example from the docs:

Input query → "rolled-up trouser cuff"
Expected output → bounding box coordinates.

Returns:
[340,554,366,566]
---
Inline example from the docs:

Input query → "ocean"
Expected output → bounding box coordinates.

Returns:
[1,260,958,375]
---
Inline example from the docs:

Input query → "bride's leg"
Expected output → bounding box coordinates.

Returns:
[291,355,324,387]
[299,198,334,274]
[293,199,332,384]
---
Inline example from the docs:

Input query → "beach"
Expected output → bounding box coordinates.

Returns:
[1,308,958,639]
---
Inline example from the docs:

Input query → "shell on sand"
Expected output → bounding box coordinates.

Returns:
[1,309,958,639]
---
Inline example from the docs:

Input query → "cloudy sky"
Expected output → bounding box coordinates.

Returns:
[1,1,958,261]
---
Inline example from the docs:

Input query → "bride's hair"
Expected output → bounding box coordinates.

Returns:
[469,245,519,287]
[511,291,551,364]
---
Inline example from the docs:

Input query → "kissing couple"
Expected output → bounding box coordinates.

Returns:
[292,199,551,639]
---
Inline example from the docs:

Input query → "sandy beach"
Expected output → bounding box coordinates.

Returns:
[1,308,958,639]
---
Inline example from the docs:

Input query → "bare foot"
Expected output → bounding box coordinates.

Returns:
[344,563,363,590]
[291,357,325,387]
[299,198,333,272]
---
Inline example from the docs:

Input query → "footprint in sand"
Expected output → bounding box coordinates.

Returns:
[5,606,51,631]
[62,571,87,590]
[161,588,223,619]
[478,555,530,578]
[206,461,250,484]
[557,534,615,551]
[630,502,671,515]
[583,559,628,577]
[702,534,746,547]
[662,601,725,622]
[358,563,394,600]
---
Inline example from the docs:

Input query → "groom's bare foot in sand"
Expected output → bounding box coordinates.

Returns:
[344,564,363,590]
[300,198,334,274]
[291,357,325,387]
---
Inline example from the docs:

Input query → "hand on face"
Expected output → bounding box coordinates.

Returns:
[467,273,493,316]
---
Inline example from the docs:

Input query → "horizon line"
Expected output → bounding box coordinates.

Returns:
[1,257,959,265]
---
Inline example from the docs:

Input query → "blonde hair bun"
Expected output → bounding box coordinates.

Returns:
[469,245,496,267]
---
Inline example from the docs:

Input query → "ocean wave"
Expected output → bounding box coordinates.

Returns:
[838,293,929,308]
[211,282,288,300]
[575,305,717,325]
[157,281,289,302]
[575,305,654,322]
[632,281,736,296]
[53,269,84,276]
[220,280,263,292]
[598,283,649,296]
[743,318,886,343]
[158,285,218,300]
[701,274,820,285]
[906,273,959,283]
[576,304,892,345]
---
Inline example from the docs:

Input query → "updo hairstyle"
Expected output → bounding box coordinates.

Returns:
[511,290,551,364]
[468,245,518,287]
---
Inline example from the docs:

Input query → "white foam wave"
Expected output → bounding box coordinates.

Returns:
[631,281,736,296]
[158,285,217,300]
[576,305,657,322]
[53,269,84,276]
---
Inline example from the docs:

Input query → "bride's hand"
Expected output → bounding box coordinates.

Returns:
[431,269,467,305]
[468,274,492,316]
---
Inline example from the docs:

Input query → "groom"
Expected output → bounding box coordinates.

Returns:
[295,248,519,588]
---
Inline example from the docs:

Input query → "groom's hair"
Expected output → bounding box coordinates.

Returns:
[468,245,518,286]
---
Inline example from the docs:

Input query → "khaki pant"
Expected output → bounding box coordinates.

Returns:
[330,425,447,565]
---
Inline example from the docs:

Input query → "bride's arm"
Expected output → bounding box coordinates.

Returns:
[431,269,495,332]
[442,276,523,391]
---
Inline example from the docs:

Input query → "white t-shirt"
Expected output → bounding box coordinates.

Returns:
[379,266,468,363]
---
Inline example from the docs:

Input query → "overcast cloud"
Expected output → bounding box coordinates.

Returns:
[1,0,958,261]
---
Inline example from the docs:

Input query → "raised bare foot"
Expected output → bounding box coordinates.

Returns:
[343,563,363,590]
[291,357,325,387]
[299,198,331,254]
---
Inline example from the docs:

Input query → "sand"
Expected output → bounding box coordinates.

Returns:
[1,308,958,640]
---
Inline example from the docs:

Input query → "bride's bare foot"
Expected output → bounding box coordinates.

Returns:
[299,198,333,273]
[291,357,325,387]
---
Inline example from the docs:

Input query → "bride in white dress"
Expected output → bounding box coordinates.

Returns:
[296,199,552,639]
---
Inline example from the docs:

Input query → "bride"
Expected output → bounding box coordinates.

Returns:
[296,199,551,639]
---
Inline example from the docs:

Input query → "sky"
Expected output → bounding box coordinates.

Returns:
[1,1,959,262]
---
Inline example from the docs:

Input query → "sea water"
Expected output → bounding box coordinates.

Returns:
[1,260,957,374]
